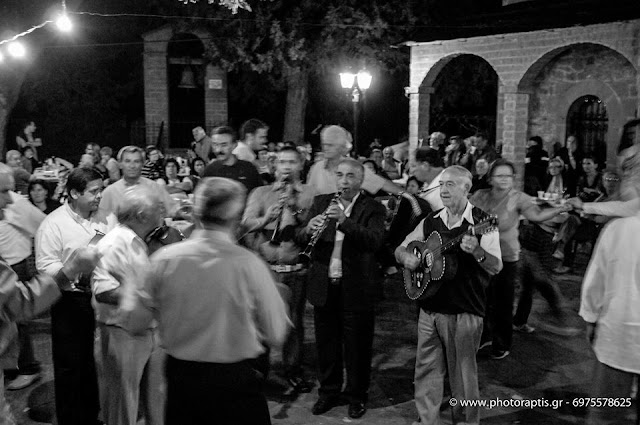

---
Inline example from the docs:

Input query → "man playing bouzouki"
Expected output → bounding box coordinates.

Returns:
[395,165,502,425]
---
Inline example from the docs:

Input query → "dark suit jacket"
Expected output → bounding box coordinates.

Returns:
[301,193,385,311]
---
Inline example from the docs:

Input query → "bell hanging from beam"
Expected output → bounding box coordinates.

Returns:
[178,65,197,89]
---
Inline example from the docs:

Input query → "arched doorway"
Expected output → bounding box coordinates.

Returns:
[429,55,498,138]
[566,95,608,164]
[167,33,205,149]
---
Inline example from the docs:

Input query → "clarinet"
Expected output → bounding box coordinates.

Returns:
[299,189,344,262]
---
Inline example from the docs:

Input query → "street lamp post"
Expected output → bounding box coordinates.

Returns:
[340,70,372,157]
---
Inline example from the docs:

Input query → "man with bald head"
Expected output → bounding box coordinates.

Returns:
[395,165,502,425]
[307,125,402,196]
[92,186,167,425]
[303,158,386,419]
[127,177,289,425]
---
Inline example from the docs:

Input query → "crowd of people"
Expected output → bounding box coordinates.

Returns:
[0,119,637,425]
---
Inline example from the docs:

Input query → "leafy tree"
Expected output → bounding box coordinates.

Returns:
[154,0,419,147]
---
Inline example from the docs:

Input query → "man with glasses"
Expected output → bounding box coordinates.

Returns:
[36,168,117,425]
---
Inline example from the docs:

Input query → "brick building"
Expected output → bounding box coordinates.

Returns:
[142,26,228,150]
[406,1,640,179]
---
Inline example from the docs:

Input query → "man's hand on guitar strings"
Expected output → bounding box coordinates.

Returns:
[399,250,421,271]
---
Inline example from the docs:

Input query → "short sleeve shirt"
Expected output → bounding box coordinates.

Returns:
[469,189,535,262]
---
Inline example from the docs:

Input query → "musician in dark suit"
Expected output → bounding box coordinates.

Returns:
[301,158,386,419]
[395,165,502,425]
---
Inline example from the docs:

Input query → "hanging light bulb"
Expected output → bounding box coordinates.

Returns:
[7,42,26,58]
[56,14,72,32]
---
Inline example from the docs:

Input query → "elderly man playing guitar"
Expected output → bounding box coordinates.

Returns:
[395,165,502,425]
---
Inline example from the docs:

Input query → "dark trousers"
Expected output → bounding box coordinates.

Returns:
[165,355,271,425]
[314,282,375,403]
[483,261,518,352]
[5,257,40,378]
[514,247,565,327]
[51,292,99,425]
[275,270,307,378]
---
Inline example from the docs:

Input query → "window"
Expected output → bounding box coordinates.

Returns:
[566,95,608,163]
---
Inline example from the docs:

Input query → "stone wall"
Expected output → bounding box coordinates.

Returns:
[408,20,640,181]
[528,44,637,157]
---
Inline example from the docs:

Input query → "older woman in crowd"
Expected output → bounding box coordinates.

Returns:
[470,158,573,359]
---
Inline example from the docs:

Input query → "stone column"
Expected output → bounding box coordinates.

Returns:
[497,85,529,189]
[408,87,434,168]
[204,65,228,130]
[143,47,169,148]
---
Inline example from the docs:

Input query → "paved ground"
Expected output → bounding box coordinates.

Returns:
[6,248,637,424]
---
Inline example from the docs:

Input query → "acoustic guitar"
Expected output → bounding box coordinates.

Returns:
[403,216,498,301]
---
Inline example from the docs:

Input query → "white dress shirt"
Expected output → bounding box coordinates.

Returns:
[128,229,290,363]
[92,224,151,327]
[232,141,256,162]
[328,192,361,278]
[0,192,46,265]
[580,215,640,374]
[36,203,115,283]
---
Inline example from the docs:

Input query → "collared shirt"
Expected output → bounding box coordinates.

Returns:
[329,192,361,278]
[307,159,385,195]
[36,203,115,283]
[96,177,177,223]
[129,229,290,363]
[92,224,151,327]
[400,201,502,270]
[580,214,640,374]
[243,181,315,264]
[0,192,46,265]
[233,141,256,162]
[419,169,445,212]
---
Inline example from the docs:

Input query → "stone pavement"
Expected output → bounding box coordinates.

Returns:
[6,249,635,424]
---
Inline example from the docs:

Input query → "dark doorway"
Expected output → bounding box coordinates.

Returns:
[168,34,205,149]
[429,55,498,140]
[566,95,608,164]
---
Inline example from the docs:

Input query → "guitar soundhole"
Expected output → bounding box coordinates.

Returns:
[412,246,424,288]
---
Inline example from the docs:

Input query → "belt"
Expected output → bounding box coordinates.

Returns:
[270,264,304,273]
[329,277,342,285]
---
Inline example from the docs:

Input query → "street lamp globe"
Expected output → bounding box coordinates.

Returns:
[7,42,26,58]
[340,72,356,89]
[357,71,372,90]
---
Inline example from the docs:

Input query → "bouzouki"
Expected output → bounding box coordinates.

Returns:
[403,216,498,301]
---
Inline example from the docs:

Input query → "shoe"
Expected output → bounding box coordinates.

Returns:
[491,350,510,360]
[513,324,535,333]
[312,396,341,415]
[287,376,313,394]
[6,373,40,391]
[478,340,492,350]
[348,402,367,419]
[552,250,565,260]
[553,266,572,274]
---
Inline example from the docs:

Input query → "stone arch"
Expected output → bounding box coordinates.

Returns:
[555,80,625,166]
[517,42,637,167]
[420,53,502,91]
[518,42,638,94]
[419,53,500,140]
